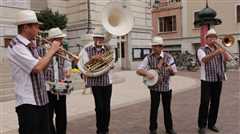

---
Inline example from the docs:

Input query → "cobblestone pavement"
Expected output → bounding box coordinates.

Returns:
[67,71,240,134]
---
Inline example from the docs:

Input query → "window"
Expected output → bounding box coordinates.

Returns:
[154,0,160,4]
[194,11,200,28]
[158,16,176,33]
[169,0,181,3]
[163,44,181,53]
[132,48,152,61]
[237,5,240,23]
[4,38,13,48]
[117,42,125,58]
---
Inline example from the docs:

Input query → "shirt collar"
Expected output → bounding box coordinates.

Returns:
[160,51,164,58]
[204,44,210,48]
[91,42,105,50]
[150,51,164,58]
[204,44,215,51]
[16,34,31,46]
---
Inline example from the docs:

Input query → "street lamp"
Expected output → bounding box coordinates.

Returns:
[194,0,222,46]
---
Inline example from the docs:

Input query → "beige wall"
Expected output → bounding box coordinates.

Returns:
[152,2,182,39]
[0,0,30,47]
[185,0,240,37]
[31,0,48,11]
[183,0,240,55]
[47,0,68,14]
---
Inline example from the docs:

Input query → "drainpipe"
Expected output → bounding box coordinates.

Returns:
[87,0,91,34]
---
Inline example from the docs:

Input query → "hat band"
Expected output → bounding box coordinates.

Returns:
[48,33,66,38]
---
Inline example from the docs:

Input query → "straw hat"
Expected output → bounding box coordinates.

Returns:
[151,36,164,46]
[15,10,42,25]
[48,27,66,39]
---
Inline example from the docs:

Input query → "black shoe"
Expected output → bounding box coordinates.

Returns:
[208,126,220,133]
[198,128,206,134]
[149,130,157,134]
[166,129,177,134]
[97,132,108,134]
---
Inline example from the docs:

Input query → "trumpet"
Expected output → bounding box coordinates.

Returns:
[214,35,239,65]
[36,35,79,62]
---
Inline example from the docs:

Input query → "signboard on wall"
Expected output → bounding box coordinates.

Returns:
[132,48,151,61]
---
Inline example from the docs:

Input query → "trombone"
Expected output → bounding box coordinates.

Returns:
[214,35,239,65]
[36,35,79,62]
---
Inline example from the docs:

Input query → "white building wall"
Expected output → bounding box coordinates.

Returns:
[0,0,30,59]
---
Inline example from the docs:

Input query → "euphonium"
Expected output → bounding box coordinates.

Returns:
[78,44,114,77]
[84,50,113,72]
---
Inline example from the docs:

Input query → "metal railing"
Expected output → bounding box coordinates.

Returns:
[153,0,181,8]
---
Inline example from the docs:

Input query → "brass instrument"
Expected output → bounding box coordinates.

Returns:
[84,51,113,73]
[78,1,133,77]
[79,43,114,77]
[221,35,235,47]
[101,1,134,36]
[214,35,239,65]
[36,35,79,62]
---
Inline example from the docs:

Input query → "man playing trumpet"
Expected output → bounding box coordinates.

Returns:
[197,28,231,134]
[38,27,72,134]
[136,36,177,134]
[78,27,113,134]
[7,10,61,134]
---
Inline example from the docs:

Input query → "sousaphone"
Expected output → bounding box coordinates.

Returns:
[101,1,134,36]
[78,1,134,77]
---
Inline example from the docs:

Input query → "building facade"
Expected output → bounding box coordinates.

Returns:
[0,0,31,61]
[0,0,31,46]
[44,0,153,69]
[152,0,240,64]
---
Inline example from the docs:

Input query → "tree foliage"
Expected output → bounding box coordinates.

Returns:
[37,9,68,31]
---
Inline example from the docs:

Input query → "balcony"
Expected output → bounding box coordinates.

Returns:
[152,0,182,11]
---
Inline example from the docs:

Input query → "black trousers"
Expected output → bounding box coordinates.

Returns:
[198,80,222,128]
[16,104,50,134]
[149,90,173,131]
[92,85,112,134]
[48,91,67,134]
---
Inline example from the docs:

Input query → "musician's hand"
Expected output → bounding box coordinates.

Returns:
[146,72,154,80]
[157,63,162,69]
[57,48,65,55]
[49,40,61,53]
[157,59,164,69]
[157,61,168,69]
[92,54,103,61]
[215,47,225,55]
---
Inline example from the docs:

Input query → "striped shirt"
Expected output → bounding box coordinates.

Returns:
[8,35,48,106]
[138,52,177,92]
[37,46,65,82]
[198,46,226,82]
[82,43,112,87]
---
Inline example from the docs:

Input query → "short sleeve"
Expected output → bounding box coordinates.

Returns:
[168,56,177,73]
[8,45,39,74]
[78,49,89,68]
[137,57,149,70]
[64,60,72,71]
[197,49,206,63]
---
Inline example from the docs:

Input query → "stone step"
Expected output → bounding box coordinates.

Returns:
[0,74,12,77]
[0,84,15,89]
[0,78,13,84]
[0,93,15,102]
[0,87,14,96]
[0,67,12,71]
